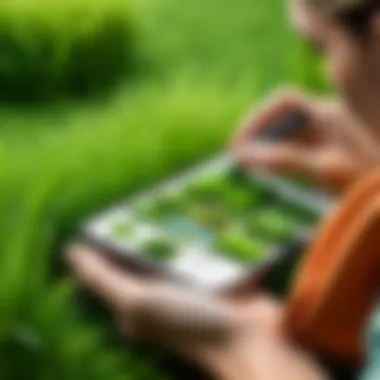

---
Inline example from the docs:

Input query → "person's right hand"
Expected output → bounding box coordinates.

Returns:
[231,90,380,191]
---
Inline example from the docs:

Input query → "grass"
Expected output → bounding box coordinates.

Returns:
[0,0,324,379]
[0,0,135,102]
[0,77,253,380]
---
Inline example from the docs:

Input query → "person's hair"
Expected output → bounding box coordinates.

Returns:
[308,0,379,36]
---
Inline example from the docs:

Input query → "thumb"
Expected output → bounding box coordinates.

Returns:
[67,244,144,311]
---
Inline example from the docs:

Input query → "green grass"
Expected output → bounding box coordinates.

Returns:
[0,78,253,379]
[0,0,325,379]
[0,0,135,102]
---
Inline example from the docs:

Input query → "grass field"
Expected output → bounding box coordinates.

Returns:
[0,0,321,379]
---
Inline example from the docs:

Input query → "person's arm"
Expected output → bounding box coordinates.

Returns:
[200,331,330,380]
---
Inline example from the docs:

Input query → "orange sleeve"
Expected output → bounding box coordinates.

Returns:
[285,169,380,365]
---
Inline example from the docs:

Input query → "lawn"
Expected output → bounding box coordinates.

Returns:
[0,0,322,379]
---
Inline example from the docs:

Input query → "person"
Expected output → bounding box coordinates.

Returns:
[68,0,380,379]
[232,0,380,192]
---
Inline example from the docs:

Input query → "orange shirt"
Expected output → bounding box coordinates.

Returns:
[286,169,380,366]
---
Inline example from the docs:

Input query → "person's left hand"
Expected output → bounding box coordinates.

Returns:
[68,245,329,380]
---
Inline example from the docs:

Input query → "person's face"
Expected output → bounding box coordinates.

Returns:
[290,0,380,127]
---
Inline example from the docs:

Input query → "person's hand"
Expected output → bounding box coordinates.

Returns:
[67,245,330,380]
[231,90,380,191]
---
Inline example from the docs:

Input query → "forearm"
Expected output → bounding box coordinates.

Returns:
[205,338,330,380]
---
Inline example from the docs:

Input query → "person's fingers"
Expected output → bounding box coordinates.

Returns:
[231,90,313,153]
[236,143,314,174]
[236,144,361,190]
[132,284,240,344]
[67,245,240,345]
[67,244,144,311]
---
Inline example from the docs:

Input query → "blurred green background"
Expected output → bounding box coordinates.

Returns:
[0,0,327,379]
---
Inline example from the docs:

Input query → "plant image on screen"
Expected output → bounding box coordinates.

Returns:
[99,160,319,273]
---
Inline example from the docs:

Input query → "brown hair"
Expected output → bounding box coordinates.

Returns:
[308,0,379,36]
